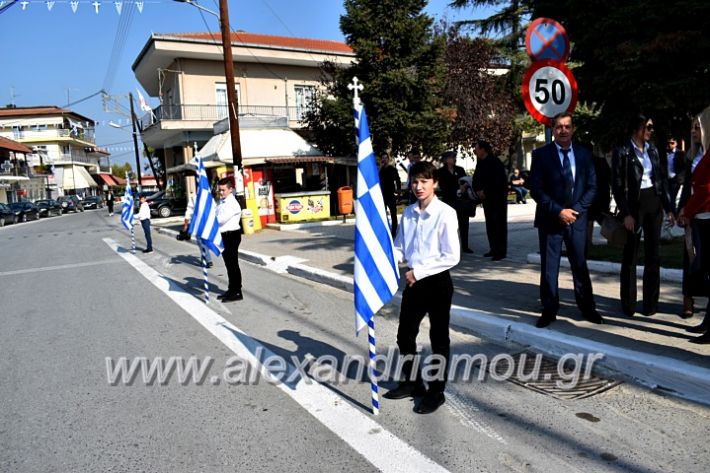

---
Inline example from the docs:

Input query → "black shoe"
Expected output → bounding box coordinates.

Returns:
[491,255,505,261]
[583,310,604,324]
[687,323,709,334]
[641,308,657,317]
[483,251,493,257]
[217,292,232,300]
[142,248,153,253]
[536,313,557,328]
[221,292,243,302]
[622,306,635,317]
[414,391,445,414]
[688,332,710,344]
[462,248,473,254]
[382,382,426,400]
[206,261,213,268]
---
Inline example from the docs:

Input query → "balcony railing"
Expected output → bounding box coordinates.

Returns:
[141,104,308,129]
[0,128,96,143]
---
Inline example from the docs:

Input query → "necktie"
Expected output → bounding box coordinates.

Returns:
[561,148,574,200]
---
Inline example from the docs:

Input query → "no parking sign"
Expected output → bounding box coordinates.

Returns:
[525,17,570,63]
[521,60,578,128]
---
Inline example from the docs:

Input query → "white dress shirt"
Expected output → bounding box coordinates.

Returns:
[631,140,654,189]
[138,201,151,221]
[185,195,196,222]
[667,148,677,178]
[217,192,241,232]
[393,196,460,281]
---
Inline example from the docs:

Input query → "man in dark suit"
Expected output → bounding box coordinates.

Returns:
[665,136,686,210]
[528,112,602,328]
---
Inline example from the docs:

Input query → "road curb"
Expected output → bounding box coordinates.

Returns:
[526,253,683,283]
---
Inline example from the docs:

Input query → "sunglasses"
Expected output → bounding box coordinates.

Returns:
[645,124,654,131]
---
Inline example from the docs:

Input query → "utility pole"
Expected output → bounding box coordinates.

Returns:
[218,0,243,182]
[128,92,143,193]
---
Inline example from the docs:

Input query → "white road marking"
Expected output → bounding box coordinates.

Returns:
[445,385,507,445]
[103,238,452,473]
[0,259,123,277]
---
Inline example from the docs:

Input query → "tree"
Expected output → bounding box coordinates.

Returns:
[305,0,449,158]
[441,26,517,156]
[111,162,132,179]
[531,0,710,147]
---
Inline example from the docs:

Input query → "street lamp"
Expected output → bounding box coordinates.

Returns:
[173,0,244,187]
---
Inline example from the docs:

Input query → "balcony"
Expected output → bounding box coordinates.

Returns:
[141,104,307,129]
[0,128,96,144]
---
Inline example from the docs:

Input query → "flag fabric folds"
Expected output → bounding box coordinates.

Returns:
[120,181,134,230]
[188,156,223,257]
[354,103,400,335]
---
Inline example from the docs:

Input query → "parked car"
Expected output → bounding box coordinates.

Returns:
[0,203,18,227]
[8,201,40,222]
[82,195,104,210]
[144,191,188,218]
[57,195,84,213]
[34,199,63,217]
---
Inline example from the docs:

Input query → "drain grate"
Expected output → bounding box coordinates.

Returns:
[494,352,622,400]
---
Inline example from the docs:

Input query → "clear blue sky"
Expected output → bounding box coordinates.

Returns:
[0,0,484,165]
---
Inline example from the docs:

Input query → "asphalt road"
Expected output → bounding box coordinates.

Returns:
[1,210,708,472]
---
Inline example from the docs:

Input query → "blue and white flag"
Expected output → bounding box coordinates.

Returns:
[188,156,223,256]
[354,102,400,334]
[120,180,134,230]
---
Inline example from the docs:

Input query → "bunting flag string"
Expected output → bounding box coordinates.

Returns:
[0,0,160,14]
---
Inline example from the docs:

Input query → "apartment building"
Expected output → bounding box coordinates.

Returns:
[0,106,111,201]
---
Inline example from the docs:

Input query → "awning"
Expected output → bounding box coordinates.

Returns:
[92,174,119,187]
[265,156,333,165]
[0,175,30,182]
[62,165,98,190]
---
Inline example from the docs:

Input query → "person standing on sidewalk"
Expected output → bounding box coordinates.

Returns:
[437,151,471,253]
[106,190,114,216]
[182,193,213,268]
[379,155,401,237]
[678,115,710,343]
[138,195,153,253]
[216,178,243,302]
[612,115,675,316]
[383,160,460,415]
[528,112,601,328]
[472,140,508,260]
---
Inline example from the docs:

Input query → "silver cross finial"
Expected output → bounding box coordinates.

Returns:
[348,76,364,105]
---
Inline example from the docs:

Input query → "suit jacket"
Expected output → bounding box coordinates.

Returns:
[667,148,688,184]
[472,155,508,205]
[437,165,466,206]
[611,141,673,218]
[529,142,597,232]
[681,151,710,219]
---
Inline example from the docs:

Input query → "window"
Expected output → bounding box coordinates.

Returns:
[216,83,242,120]
[294,85,315,120]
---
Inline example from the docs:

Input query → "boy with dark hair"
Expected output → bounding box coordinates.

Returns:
[216,178,243,302]
[383,160,460,414]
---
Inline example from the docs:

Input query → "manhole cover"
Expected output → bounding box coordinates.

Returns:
[495,352,621,400]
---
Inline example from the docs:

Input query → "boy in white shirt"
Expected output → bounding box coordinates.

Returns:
[138,195,153,253]
[383,161,460,414]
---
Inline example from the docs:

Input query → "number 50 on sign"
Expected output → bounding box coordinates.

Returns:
[521,60,578,127]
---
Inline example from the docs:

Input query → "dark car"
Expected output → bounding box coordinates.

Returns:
[34,199,63,217]
[145,191,187,218]
[9,201,40,222]
[82,195,104,210]
[57,195,84,213]
[0,203,18,227]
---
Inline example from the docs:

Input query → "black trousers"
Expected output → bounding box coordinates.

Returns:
[221,230,242,294]
[384,198,398,237]
[483,201,507,258]
[682,219,705,297]
[396,270,453,393]
[620,188,663,314]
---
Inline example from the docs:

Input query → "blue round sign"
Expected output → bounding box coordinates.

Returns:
[525,17,570,63]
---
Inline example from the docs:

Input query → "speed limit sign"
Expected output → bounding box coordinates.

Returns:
[521,60,578,127]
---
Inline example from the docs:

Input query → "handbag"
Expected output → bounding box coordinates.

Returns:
[600,211,627,247]
[600,152,631,247]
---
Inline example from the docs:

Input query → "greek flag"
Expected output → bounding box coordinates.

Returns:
[354,103,400,334]
[188,156,223,256]
[120,182,134,230]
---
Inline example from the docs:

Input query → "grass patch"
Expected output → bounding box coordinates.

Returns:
[586,237,684,269]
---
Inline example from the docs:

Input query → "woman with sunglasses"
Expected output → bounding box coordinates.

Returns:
[611,114,675,316]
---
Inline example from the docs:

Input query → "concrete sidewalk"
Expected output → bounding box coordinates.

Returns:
[154,202,710,406]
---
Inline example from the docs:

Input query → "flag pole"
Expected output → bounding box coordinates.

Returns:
[368,318,379,415]
[200,243,209,304]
